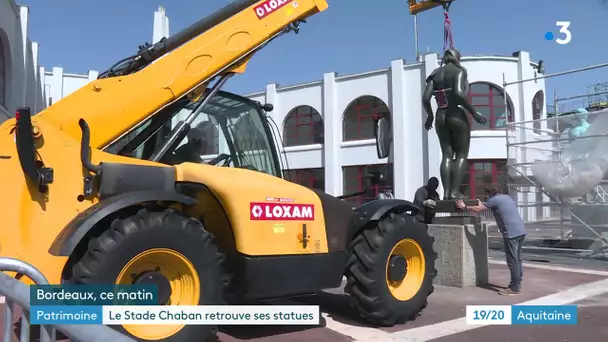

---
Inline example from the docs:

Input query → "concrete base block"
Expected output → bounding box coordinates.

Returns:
[428,217,489,288]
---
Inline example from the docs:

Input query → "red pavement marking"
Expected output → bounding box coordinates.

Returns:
[431,294,608,342]
[379,263,607,333]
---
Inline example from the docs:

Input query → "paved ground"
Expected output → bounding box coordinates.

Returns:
[1,257,607,342]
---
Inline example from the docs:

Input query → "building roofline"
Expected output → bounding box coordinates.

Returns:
[244,53,533,97]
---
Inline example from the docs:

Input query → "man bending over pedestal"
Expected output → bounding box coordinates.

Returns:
[455,184,526,296]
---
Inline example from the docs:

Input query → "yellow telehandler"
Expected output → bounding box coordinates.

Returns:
[0,0,437,340]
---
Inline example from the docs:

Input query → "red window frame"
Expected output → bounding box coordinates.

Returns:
[284,168,325,190]
[283,106,324,147]
[532,91,544,134]
[460,160,508,201]
[343,96,390,141]
[342,164,392,206]
[467,83,513,130]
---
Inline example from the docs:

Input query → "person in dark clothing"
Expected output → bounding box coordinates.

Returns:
[456,184,526,296]
[173,126,208,163]
[413,177,441,224]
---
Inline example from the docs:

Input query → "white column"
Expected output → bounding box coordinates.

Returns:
[49,67,64,105]
[32,42,40,112]
[395,59,426,201]
[323,72,341,196]
[19,6,30,107]
[38,66,46,110]
[153,6,170,43]
[164,16,170,37]
[32,42,38,80]
[265,83,279,121]
[389,59,407,199]
[514,51,536,221]
[422,54,443,198]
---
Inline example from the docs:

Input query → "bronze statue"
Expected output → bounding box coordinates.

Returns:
[422,49,487,200]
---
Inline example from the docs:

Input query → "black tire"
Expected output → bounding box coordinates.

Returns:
[344,212,437,326]
[71,206,226,342]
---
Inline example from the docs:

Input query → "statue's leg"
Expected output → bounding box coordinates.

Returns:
[435,110,452,200]
[446,112,471,199]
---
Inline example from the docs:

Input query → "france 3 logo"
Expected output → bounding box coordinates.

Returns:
[545,21,572,45]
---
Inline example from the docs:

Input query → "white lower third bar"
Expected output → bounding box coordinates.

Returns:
[102,305,320,325]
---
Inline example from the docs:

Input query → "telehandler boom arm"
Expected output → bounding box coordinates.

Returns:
[35,0,328,150]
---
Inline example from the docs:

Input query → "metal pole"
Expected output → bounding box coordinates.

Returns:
[503,73,514,203]
[0,257,50,285]
[504,62,608,86]
[3,299,12,342]
[557,90,608,102]
[414,14,420,60]
[553,89,565,229]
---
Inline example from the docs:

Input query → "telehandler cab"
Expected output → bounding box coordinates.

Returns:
[0,0,437,340]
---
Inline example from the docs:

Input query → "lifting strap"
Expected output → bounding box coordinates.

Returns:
[442,1,454,51]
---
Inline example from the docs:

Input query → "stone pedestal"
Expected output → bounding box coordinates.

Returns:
[428,214,489,288]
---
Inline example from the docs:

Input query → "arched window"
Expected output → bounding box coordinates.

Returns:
[468,83,514,130]
[532,91,544,134]
[343,96,390,141]
[283,105,324,146]
[0,37,6,108]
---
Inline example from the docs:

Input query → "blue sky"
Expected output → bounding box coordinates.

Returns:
[24,0,608,104]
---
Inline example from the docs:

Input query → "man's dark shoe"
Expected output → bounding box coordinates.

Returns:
[498,288,520,296]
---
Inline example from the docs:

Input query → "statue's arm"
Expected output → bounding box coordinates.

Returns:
[453,69,477,116]
[422,78,435,118]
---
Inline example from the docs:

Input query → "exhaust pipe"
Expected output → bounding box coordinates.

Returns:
[78,119,100,174]
[15,107,53,193]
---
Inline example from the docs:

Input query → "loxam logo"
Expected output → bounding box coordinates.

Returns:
[250,202,314,221]
[253,0,294,19]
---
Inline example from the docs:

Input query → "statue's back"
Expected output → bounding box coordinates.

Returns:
[430,63,464,110]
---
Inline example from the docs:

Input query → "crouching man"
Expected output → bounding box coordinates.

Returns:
[413,177,440,224]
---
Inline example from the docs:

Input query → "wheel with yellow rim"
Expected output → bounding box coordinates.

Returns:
[70,206,227,342]
[344,211,437,326]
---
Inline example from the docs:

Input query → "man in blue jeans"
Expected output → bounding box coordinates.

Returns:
[456,184,526,295]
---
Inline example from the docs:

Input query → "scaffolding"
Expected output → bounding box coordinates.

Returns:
[587,82,608,111]
[552,82,608,115]
[503,63,608,258]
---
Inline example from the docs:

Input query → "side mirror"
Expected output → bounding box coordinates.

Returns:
[262,103,274,112]
[375,117,391,159]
